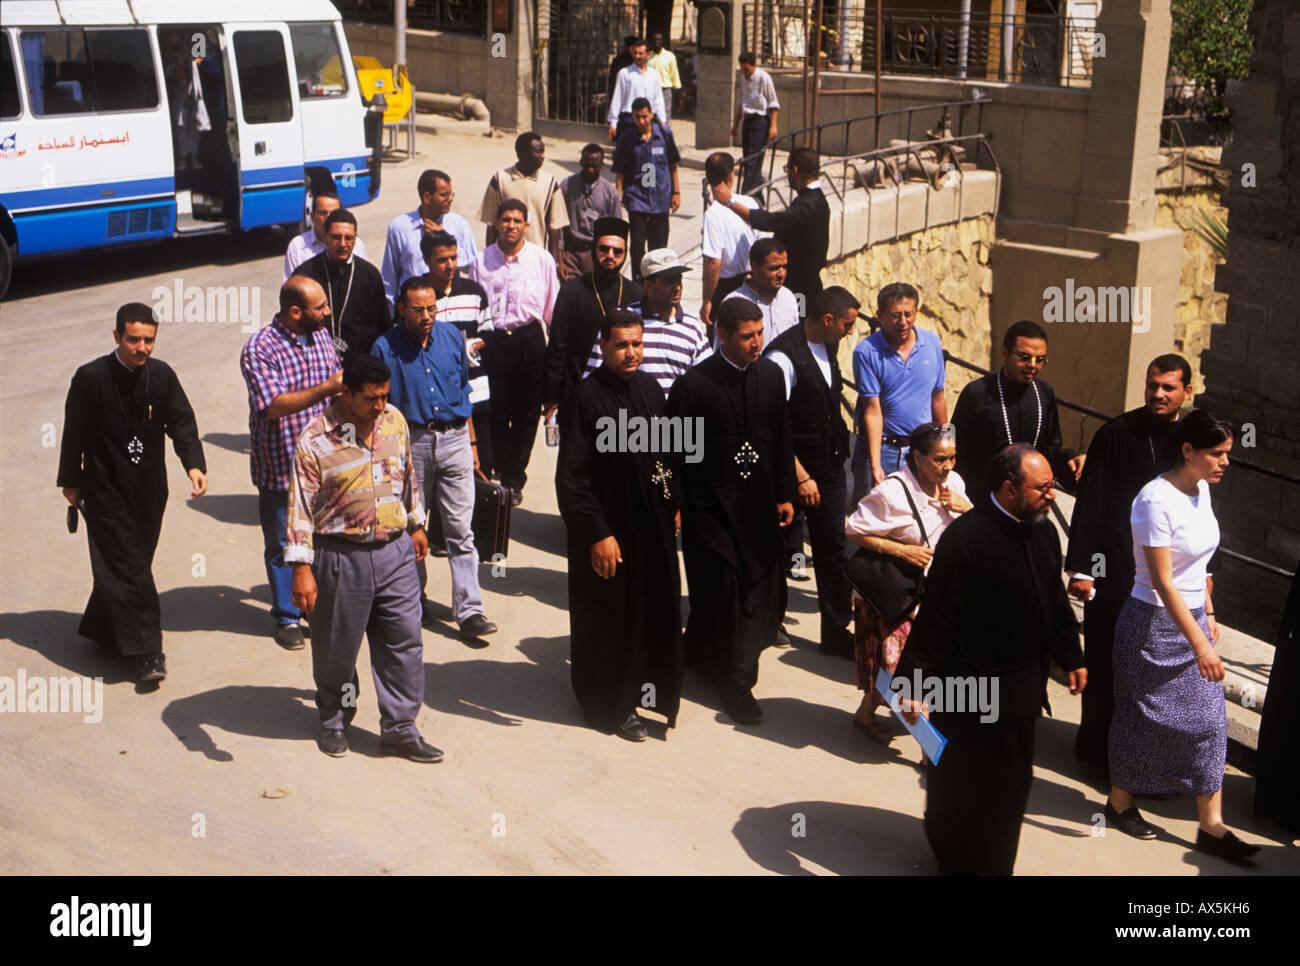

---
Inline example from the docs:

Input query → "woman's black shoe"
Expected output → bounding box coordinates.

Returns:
[1195,828,1260,862]
[1104,801,1158,839]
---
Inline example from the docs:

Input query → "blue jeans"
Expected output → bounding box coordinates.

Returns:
[258,487,300,626]
[850,437,906,506]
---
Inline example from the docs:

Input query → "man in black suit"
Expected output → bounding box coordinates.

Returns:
[292,208,390,362]
[709,146,830,314]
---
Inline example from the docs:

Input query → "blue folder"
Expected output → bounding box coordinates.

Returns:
[875,669,948,765]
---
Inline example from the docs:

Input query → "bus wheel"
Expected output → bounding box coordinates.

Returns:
[0,241,13,301]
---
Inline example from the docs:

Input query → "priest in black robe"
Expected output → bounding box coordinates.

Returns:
[894,445,1085,875]
[668,297,796,725]
[557,309,683,741]
[57,303,207,683]
[952,320,1083,505]
[1064,354,1189,769]
[292,208,390,361]
[1255,556,1300,834]
[543,216,643,417]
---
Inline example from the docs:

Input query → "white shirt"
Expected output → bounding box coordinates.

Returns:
[1130,476,1219,609]
[768,338,831,400]
[721,282,801,349]
[702,194,765,278]
[283,228,368,281]
[738,67,780,115]
[846,463,967,565]
[607,64,667,125]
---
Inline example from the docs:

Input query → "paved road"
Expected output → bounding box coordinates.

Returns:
[0,127,1291,875]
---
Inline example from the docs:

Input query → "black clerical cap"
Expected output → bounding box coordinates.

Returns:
[592,217,630,242]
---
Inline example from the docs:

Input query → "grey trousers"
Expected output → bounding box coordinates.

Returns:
[309,533,424,742]
[411,424,484,623]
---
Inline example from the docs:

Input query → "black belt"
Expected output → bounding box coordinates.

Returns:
[420,416,467,432]
[564,232,593,252]
[497,320,541,337]
[882,434,910,446]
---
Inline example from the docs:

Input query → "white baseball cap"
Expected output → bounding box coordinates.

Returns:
[640,248,692,279]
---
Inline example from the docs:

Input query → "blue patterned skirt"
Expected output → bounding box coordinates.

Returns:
[1108,597,1226,796]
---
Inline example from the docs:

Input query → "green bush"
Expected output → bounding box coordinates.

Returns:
[1169,0,1255,115]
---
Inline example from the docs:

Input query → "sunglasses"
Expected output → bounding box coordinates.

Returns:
[1013,351,1049,366]
[596,244,626,255]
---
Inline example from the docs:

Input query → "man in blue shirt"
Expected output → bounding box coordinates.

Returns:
[612,97,681,280]
[850,282,948,504]
[380,169,478,313]
[372,276,496,640]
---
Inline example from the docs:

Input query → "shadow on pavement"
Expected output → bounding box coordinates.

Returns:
[158,584,273,638]
[478,563,569,612]
[501,506,568,559]
[185,492,260,527]
[422,633,583,729]
[733,799,933,875]
[0,608,134,685]
[202,432,250,456]
[161,684,323,761]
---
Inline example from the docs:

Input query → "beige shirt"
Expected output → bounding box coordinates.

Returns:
[477,164,570,248]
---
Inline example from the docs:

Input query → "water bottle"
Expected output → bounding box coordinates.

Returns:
[545,412,559,447]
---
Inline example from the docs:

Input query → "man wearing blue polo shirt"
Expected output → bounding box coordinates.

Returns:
[850,282,948,504]
[613,97,681,280]
[372,276,497,641]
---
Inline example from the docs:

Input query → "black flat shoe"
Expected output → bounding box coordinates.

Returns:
[1195,828,1260,862]
[316,728,347,757]
[1105,801,1158,840]
[136,653,166,683]
[459,614,498,639]
[721,686,762,725]
[774,626,792,647]
[273,624,305,650]
[380,736,445,763]
[615,713,648,742]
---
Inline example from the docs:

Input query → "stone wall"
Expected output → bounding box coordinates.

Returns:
[827,214,996,419]
[1155,190,1228,394]
[1196,0,1300,641]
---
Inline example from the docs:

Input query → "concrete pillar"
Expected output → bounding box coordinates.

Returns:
[693,2,747,148]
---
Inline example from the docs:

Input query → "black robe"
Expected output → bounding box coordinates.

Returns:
[557,366,683,729]
[292,252,391,361]
[543,269,643,408]
[1064,406,1178,765]
[895,500,1083,875]
[951,371,1078,505]
[1255,559,1300,833]
[746,184,830,306]
[668,353,796,689]
[56,353,206,655]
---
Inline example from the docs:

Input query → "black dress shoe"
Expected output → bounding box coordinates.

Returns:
[136,653,166,683]
[774,626,792,647]
[721,686,762,725]
[274,623,306,650]
[459,614,498,639]
[380,736,445,763]
[1105,801,1158,839]
[615,713,648,742]
[1195,828,1260,862]
[509,488,523,508]
[316,728,348,757]
[817,628,854,659]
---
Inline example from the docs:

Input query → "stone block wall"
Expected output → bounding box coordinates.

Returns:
[1154,188,1228,394]
[1196,0,1300,641]
[826,214,996,419]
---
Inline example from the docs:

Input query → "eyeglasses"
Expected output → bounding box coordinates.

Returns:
[596,244,626,255]
[1024,479,1060,495]
[1013,351,1048,366]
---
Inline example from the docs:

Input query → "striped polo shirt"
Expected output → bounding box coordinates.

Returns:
[584,300,712,398]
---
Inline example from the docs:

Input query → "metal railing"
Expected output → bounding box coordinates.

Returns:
[331,0,486,36]
[741,3,1096,86]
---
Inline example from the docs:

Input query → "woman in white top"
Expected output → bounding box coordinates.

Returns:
[1105,410,1259,862]
[844,423,971,741]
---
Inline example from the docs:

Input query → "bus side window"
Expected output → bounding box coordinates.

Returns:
[1,34,21,119]
[21,30,92,115]
[19,28,157,116]
[86,29,159,113]
[232,31,293,124]
[289,23,348,99]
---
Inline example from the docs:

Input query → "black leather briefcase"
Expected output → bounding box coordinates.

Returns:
[472,480,511,560]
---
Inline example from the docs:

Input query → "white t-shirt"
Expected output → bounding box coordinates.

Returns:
[721,282,801,350]
[702,195,764,278]
[768,338,831,399]
[1130,476,1219,609]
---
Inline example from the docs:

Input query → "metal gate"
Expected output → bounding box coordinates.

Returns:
[537,0,644,124]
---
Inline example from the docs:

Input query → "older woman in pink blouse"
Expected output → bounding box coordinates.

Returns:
[845,422,971,741]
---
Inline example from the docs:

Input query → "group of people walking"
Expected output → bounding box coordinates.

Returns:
[54,104,1291,873]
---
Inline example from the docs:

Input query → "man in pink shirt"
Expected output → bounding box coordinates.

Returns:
[469,200,559,506]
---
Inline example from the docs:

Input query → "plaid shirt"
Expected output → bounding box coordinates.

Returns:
[285,403,426,565]
[240,317,341,491]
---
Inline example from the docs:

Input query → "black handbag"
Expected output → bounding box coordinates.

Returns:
[845,474,930,625]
